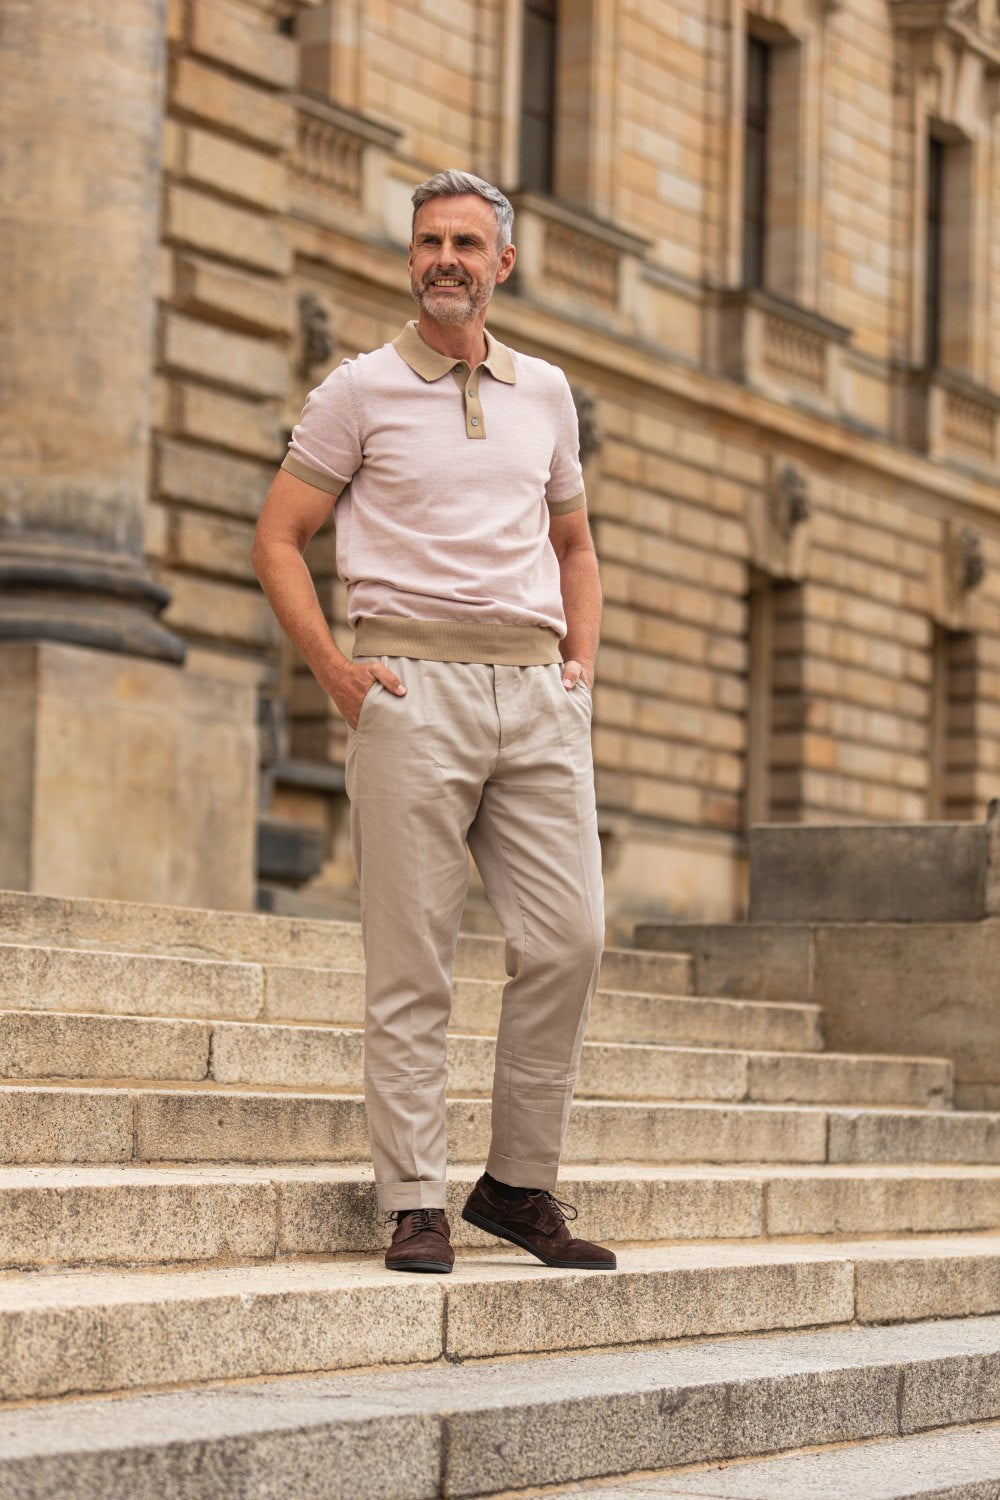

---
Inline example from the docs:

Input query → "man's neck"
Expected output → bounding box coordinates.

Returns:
[415,312,489,369]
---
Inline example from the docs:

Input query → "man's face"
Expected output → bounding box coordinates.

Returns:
[408,195,515,325]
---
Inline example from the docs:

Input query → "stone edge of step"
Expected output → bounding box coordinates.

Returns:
[1,1315,1000,1496]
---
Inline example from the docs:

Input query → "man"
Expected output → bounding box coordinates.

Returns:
[252,169,614,1274]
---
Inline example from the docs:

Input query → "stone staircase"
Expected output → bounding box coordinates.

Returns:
[2,887,1000,1497]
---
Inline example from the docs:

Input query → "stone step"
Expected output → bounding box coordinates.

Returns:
[0,942,823,1051]
[0,891,694,993]
[2,1314,1000,1496]
[2,1238,1000,1407]
[0,1010,949,1108]
[3,1084,999,1167]
[268,971,823,1053]
[4,1162,1000,1271]
[550,1422,1000,1498]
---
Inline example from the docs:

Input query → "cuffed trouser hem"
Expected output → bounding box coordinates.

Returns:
[376,1181,448,1214]
[485,1150,559,1192]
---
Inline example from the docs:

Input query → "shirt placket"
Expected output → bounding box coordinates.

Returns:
[451,362,486,439]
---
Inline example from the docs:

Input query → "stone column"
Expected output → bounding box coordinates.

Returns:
[0,0,259,910]
[0,0,181,660]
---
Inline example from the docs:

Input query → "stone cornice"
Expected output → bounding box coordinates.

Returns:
[506,191,651,259]
[291,92,403,151]
[891,0,1000,66]
[713,285,852,345]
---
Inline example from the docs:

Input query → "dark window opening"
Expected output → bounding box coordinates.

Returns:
[742,35,770,289]
[520,0,558,193]
[926,135,944,368]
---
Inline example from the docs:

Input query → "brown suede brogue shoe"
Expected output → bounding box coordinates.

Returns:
[461,1176,616,1269]
[384,1207,454,1274]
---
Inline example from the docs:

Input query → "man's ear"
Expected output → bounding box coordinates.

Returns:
[495,243,517,285]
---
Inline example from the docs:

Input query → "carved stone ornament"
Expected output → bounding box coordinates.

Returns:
[953,524,987,595]
[570,385,602,465]
[747,458,812,580]
[932,518,988,628]
[769,462,812,540]
[298,290,336,373]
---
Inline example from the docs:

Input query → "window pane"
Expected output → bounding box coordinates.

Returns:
[520,0,557,193]
[743,37,769,288]
[926,137,944,366]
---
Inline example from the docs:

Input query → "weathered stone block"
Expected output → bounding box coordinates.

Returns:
[133,1090,370,1162]
[172,254,294,334]
[0,942,263,1020]
[177,125,288,212]
[160,571,280,649]
[171,58,294,148]
[0,1264,443,1402]
[827,1108,1000,1166]
[0,1169,278,1269]
[445,1254,854,1359]
[171,510,257,581]
[749,821,991,923]
[0,642,257,911]
[164,185,290,274]
[0,1087,133,1165]
[635,922,812,1002]
[0,1011,210,1082]
[813,920,1000,1103]
[190,1,298,88]
[155,437,274,519]
[763,1168,1000,1237]
[162,313,287,399]
[169,381,284,459]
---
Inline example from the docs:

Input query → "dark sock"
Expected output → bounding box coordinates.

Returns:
[483,1170,527,1200]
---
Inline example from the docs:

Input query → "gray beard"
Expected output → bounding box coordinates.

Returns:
[410,274,494,324]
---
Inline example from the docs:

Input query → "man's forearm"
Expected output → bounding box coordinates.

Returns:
[252,536,352,694]
[559,545,602,681]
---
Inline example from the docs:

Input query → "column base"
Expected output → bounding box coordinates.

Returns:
[0,540,185,664]
[0,641,258,911]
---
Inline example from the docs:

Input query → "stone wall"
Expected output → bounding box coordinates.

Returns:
[131,0,1000,925]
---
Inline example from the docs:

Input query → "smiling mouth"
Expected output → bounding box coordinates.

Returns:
[427,277,467,288]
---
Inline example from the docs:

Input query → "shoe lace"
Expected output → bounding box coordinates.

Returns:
[385,1208,440,1233]
[528,1190,578,1222]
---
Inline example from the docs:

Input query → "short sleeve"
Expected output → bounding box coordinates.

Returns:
[281,360,363,497]
[545,377,586,515]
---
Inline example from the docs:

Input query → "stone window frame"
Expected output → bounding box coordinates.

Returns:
[718,0,841,310]
[889,1,1000,463]
[890,0,1000,385]
[295,0,365,110]
[497,0,618,218]
[708,1,849,413]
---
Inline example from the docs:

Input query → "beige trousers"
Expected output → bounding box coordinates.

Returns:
[345,657,604,1213]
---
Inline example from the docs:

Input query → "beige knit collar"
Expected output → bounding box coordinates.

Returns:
[392,320,516,384]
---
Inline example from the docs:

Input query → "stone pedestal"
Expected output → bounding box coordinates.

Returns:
[636,807,1000,1112]
[0,643,258,911]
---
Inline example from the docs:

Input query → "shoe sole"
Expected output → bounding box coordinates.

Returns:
[384,1259,453,1274]
[461,1207,617,1270]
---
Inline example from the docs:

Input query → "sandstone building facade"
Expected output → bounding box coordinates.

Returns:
[3,0,1000,928]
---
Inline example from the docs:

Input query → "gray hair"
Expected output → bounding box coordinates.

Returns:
[411,170,514,252]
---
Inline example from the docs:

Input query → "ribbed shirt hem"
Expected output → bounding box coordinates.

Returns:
[353,616,562,666]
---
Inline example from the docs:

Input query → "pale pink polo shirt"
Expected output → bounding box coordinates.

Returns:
[280,321,585,666]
